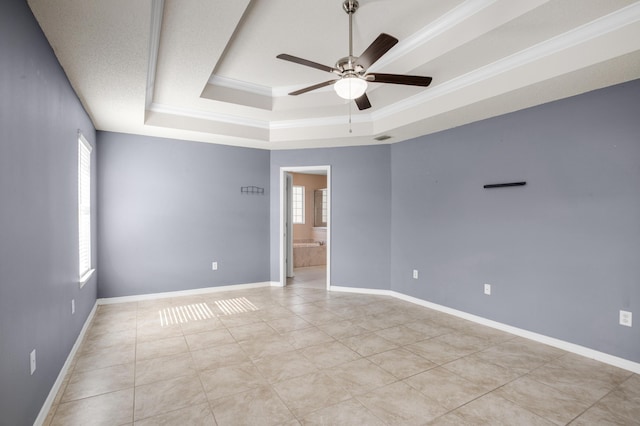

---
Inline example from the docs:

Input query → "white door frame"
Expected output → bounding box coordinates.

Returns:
[279,166,331,290]
[285,172,294,278]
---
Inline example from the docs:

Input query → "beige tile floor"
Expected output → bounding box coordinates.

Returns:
[44,267,639,425]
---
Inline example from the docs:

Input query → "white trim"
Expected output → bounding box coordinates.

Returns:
[368,0,499,73]
[208,75,273,97]
[97,281,274,305]
[149,101,371,134]
[269,113,370,130]
[208,74,336,98]
[148,102,270,130]
[79,268,95,288]
[329,285,640,374]
[145,0,165,109]
[330,286,391,296]
[34,302,98,426]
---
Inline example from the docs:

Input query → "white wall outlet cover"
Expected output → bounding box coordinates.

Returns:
[619,310,632,327]
[212,262,218,271]
[484,284,491,295]
[30,349,36,375]
[412,269,418,279]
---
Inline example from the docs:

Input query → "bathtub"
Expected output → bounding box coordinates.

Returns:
[293,241,326,267]
[293,242,323,248]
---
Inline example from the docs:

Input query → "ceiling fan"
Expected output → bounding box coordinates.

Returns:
[276,0,432,110]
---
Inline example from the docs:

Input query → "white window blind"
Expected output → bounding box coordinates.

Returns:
[292,186,304,224]
[78,133,92,281]
[321,189,328,224]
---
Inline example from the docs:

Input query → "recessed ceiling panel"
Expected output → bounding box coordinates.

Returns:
[28,0,640,149]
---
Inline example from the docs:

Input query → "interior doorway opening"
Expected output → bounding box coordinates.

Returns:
[279,166,331,290]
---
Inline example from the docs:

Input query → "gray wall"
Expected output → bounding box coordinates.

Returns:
[97,132,271,298]
[391,79,640,362]
[270,146,392,290]
[0,1,97,424]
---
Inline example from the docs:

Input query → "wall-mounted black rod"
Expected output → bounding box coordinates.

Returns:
[483,181,526,189]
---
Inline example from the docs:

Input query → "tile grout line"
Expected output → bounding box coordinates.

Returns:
[49,284,637,425]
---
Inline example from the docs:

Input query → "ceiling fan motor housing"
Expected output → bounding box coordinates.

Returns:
[336,56,364,75]
[343,0,359,15]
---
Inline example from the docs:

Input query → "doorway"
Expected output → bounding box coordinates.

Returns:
[279,166,331,290]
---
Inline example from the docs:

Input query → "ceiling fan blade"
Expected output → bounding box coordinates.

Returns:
[367,73,432,86]
[277,54,339,74]
[289,80,337,96]
[355,33,398,70]
[354,93,371,110]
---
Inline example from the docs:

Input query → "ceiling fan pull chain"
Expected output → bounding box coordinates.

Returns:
[349,100,353,133]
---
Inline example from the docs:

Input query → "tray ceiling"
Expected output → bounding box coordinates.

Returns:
[28,0,640,149]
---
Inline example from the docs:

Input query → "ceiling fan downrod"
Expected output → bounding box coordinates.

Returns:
[343,0,359,60]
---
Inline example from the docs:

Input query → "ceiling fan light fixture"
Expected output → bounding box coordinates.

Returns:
[334,76,367,100]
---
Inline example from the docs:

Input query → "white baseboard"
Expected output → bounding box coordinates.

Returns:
[34,301,98,426]
[97,281,275,305]
[330,285,640,374]
[330,285,391,296]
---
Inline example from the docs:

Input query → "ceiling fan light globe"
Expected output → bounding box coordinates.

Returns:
[334,77,367,100]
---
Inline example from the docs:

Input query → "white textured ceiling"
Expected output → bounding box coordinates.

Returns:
[28,0,640,149]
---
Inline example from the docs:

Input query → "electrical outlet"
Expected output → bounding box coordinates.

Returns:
[619,310,632,327]
[30,350,36,375]
[412,269,418,279]
[212,261,218,271]
[71,299,75,314]
[484,283,491,295]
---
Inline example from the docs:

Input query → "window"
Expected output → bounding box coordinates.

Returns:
[78,133,93,285]
[292,185,304,224]
[321,189,328,224]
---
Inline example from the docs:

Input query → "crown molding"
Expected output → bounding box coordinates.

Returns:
[149,102,270,129]
[148,102,372,134]
[208,74,273,97]
[208,74,338,98]
[207,0,499,98]
[368,0,499,73]
[269,112,371,130]
[150,2,640,139]
[145,0,164,110]
[371,1,640,122]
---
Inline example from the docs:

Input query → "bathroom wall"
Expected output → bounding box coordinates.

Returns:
[291,172,327,242]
